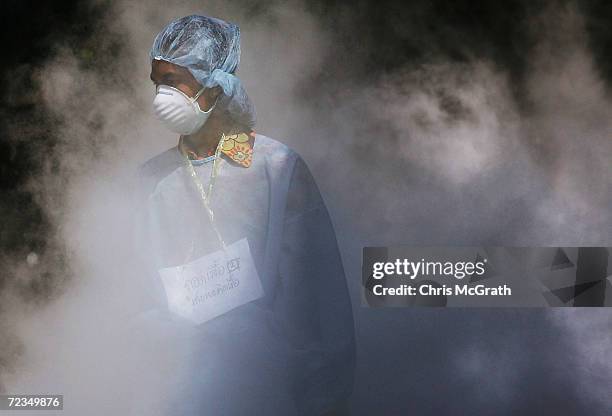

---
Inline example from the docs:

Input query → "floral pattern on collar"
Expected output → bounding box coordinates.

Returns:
[220,132,255,168]
[179,131,255,168]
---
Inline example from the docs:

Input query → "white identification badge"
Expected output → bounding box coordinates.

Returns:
[158,238,264,325]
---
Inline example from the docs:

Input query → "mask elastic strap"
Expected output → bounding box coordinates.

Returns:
[192,86,206,102]
[192,87,220,114]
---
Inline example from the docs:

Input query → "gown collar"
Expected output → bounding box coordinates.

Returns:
[178,131,255,168]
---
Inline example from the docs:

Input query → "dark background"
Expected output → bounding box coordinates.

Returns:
[1,1,611,414]
[5,0,612,265]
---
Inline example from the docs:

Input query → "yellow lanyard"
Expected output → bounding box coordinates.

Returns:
[180,134,228,261]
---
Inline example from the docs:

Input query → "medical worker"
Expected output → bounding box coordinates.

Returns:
[131,15,355,416]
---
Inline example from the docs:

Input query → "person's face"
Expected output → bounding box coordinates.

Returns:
[150,59,220,112]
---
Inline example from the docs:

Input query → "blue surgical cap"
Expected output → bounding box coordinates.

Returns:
[150,15,256,129]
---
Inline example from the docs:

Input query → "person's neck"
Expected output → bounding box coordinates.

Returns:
[181,114,229,157]
[182,128,221,157]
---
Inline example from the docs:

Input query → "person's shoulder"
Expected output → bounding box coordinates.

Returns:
[254,135,324,218]
[138,146,182,176]
[254,134,301,165]
[254,133,319,176]
[137,146,183,194]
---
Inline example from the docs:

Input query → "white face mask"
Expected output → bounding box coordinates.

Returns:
[152,85,216,135]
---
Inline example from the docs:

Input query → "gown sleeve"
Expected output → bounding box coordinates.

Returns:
[274,155,356,416]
